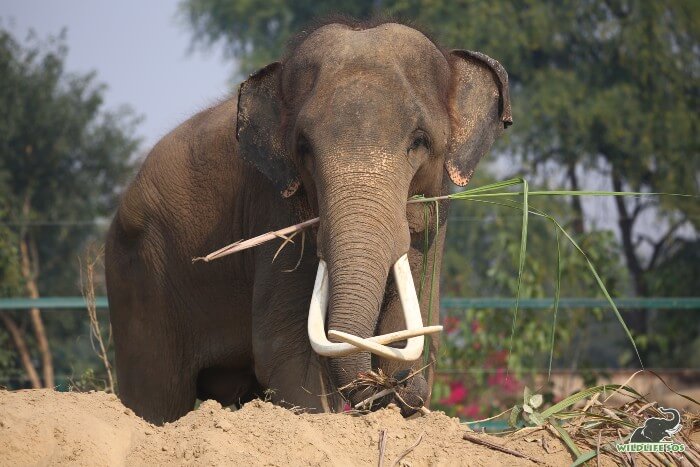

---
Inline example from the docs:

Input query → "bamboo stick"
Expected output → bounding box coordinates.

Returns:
[192,218,320,263]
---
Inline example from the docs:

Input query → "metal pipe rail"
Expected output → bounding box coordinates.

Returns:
[1,297,699,310]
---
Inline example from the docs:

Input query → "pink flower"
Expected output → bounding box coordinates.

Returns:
[470,320,481,333]
[459,403,481,419]
[439,381,468,405]
[443,316,460,333]
[486,350,508,367]
[487,369,520,393]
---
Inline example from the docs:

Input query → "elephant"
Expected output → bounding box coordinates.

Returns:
[630,407,682,443]
[105,18,512,425]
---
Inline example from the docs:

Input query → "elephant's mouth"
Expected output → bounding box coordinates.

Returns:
[307,253,442,361]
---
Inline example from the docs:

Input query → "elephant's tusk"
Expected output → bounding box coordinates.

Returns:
[391,253,431,359]
[307,254,442,360]
[328,327,443,346]
[328,329,434,360]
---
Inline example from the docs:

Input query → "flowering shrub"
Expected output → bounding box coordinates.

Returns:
[431,312,527,420]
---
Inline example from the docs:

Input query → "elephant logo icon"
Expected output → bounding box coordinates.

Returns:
[630,407,682,443]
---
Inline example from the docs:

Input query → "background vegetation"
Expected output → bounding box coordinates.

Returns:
[0,30,139,389]
[1,0,698,418]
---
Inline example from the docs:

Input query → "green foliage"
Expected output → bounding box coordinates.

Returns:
[644,239,700,367]
[0,28,140,295]
[180,0,377,76]
[0,209,22,298]
[433,172,629,417]
[68,367,110,393]
[0,28,140,387]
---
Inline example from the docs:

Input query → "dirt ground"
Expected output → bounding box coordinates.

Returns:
[0,389,686,466]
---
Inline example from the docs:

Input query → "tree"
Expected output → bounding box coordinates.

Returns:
[181,0,377,76]
[0,29,140,388]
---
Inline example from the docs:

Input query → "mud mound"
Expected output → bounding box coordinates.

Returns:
[1,389,606,466]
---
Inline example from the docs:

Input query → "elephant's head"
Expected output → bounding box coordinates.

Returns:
[236,21,511,411]
[631,407,682,443]
[656,407,682,438]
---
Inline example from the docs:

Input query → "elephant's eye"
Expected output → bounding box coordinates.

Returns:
[408,132,431,154]
[296,134,312,156]
[296,134,315,172]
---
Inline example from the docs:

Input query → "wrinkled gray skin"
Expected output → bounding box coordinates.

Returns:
[106,21,511,424]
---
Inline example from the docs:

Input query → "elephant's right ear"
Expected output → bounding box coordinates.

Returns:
[236,62,300,198]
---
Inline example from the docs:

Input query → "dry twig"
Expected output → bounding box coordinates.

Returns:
[80,245,115,393]
[193,218,319,263]
[462,432,544,464]
[378,429,388,467]
[356,388,396,410]
[392,433,424,467]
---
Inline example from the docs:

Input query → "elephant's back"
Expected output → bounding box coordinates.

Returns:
[115,95,249,238]
[106,93,263,284]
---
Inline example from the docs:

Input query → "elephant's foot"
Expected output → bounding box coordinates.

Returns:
[341,369,430,417]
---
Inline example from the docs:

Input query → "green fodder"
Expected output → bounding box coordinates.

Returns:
[413,178,694,375]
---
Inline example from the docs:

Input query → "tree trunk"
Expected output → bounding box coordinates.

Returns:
[611,171,648,337]
[19,194,54,388]
[567,163,585,235]
[0,312,41,388]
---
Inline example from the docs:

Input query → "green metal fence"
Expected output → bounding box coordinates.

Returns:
[1,296,697,431]
[2,296,699,310]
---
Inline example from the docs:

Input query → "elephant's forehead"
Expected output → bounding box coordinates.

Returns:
[282,23,450,109]
[306,23,437,51]
[287,24,447,76]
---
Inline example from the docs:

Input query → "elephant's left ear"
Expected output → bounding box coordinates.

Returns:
[445,50,513,186]
[236,62,300,198]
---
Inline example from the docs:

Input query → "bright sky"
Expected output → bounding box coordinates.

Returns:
[1,0,233,152]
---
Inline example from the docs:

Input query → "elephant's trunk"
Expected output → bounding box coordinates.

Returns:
[659,407,681,431]
[318,171,410,404]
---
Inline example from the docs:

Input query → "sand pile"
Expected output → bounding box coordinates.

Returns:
[1,389,625,466]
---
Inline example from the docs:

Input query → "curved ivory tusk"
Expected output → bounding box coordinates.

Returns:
[328,326,443,344]
[328,329,441,360]
[391,253,429,360]
[307,254,442,360]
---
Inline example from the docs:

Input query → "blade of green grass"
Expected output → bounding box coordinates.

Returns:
[418,204,430,302]
[552,411,636,428]
[551,422,582,458]
[507,178,528,372]
[411,178,525,202]
[571,448,598,466]
[548,226,562,381]
[423,201,440,367]
[525,190,693,197]
[414,187,694,203]
[572,435,631,467]
[544,212,644,369]
[539,384,641,419]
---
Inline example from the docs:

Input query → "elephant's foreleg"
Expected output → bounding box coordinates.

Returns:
[250,242,342,413]
[253,347,337,412]
[116,346,198,425]
[107,232,198,425]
